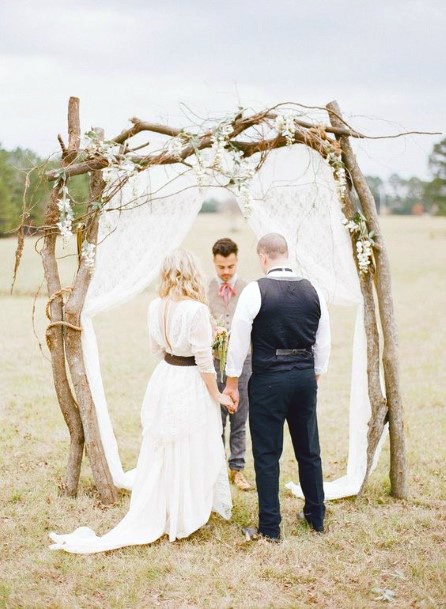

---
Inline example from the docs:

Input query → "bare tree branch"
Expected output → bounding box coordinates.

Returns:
[45,104,439,183]
[112,117,182,144]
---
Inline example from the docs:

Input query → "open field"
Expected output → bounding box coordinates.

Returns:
[1,214,445,609]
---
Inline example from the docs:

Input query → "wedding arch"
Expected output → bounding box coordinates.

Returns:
[23,96,417,505]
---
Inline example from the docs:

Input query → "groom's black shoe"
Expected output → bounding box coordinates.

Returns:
[241,526,281,544]
[297,511,325,534]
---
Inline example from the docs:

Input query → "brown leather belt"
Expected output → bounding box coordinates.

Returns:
[164,353,196,367]
[275,348,312,356]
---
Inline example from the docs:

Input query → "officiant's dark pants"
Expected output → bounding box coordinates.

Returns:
[248,367,325,539]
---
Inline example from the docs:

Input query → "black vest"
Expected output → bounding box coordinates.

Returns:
[251,277,321,373]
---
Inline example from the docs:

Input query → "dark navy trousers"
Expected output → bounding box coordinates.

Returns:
[248,367,325,538]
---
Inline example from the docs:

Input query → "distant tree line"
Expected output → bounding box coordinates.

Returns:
[1,138,446,236]
[366,138,446,216]
[0,146,89,237]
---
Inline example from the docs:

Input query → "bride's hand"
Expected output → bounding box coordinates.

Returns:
[219,393,237,414]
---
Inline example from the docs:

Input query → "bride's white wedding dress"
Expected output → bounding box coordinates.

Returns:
[49,298,232,554]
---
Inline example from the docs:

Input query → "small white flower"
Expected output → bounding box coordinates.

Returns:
[238,183,253,219]
[56,186,74,241]
[81,241,96,271]
[168,136,184,160]
[275,113,296,145]
[193,161,207,187]
[343,213,374,274]
[230,149,244,163]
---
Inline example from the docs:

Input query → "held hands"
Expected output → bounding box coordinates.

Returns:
[223,376,240,413]
[219,393,237,414]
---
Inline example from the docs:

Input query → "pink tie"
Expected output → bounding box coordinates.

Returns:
[219,282,236,306]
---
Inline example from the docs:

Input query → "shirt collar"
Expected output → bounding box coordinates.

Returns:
[266,268,297,277]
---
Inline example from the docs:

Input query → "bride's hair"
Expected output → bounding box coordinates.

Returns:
[159,249,208,304]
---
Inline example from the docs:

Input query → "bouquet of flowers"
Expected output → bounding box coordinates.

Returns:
[212,326,229,382]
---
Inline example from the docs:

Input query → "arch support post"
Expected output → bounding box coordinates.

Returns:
[327,100,408,500]
[41,97,84,496]
[42,99,117,504]
[63,127,118,505]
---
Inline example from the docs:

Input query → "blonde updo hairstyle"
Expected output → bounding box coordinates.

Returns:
[159,249,208,304]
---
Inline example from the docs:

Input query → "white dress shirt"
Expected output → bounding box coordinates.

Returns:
[225,269,331,377]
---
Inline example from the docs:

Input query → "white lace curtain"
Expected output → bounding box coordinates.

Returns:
[82,167,204,489]
[242,146,386,499]
[81,146,385,498]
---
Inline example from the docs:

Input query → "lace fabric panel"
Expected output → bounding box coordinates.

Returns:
[238,145,385,499]
[247,145,361,306]
[81,166,204,488]
[79,145,385,498]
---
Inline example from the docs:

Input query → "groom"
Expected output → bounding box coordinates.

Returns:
[225,233,330,540]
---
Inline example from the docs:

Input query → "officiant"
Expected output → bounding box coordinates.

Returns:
[208,238,254,492]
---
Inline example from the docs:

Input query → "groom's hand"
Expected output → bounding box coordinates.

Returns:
[223,387,239,413]
[224,377,240,411]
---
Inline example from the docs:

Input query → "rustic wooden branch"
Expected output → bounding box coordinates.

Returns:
[271,102,441,138]
[112,117,182,144]
[45,103,440,183]
[126,140,151,153]
[114,108,441,144]
[67,97,81,151]
[63,127,118,505]
[57,134,67,155]
[46,116,334,181]
[327,101,408,499]
[41,97,84,496]
[326,101,389,494]
[39,97,416,504]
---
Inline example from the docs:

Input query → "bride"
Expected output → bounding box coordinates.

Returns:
[49,249,234,554]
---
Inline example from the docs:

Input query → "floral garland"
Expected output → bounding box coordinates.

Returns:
[167,115,257,218]
[274,111,375,274]
[55,179,74,242]
[274,113,297,146]
[82,130,140,187]
[53,130,142,272]
[342,212,375,274]
[81,241,96,271]
[52,111,375,274]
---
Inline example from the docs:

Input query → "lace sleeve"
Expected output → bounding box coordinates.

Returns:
[189,304,216,374]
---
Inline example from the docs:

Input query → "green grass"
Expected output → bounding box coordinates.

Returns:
[1,214,445,608]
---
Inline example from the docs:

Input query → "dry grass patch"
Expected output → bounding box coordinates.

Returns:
[1,215,445,608]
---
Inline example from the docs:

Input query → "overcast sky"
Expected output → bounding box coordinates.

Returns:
[1,0,444,180]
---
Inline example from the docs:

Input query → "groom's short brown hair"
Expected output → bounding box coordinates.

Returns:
[212,238,238,258]
[257,233,288,259]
